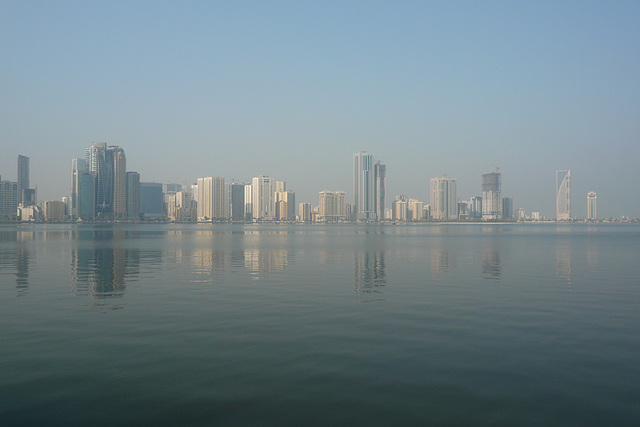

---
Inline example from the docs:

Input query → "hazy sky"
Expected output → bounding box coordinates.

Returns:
[1,1,639,218]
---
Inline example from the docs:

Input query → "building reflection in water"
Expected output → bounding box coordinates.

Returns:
[191,228,293,283]
[555,244,572,285]
[70,229,140,307]
[586,244,598,273]
[430,248,456,274]
[0,229,35,296]
[353,251,386,299]
[192,249,231,283]
[481,246,502,282]
[244,249,289,281]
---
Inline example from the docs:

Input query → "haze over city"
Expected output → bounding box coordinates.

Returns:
[2,1,639,218]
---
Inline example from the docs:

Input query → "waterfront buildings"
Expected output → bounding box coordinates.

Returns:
[375,161,386,222]
[227,182,246,221]
[17,155,29,205]
[408,199,423,221]
[197,177,226,221]
[556,170,571,220]
[70,158,86,218]
[502,197,513,220]
[392,195,408,221]
[113,148,127,219]
[86,143,128,220]
[353,151,377,221]
[252,175,275,221]
[126,172,140,220]
[0,180,18,219]
[73,170,95,220]
[140,182,164,219]
[275,188,295,221]
[458,201,471,220]
[318,191,346,222]
[482,172,502,220]
[244,183,253,220]
[43,200,66,221]
[587,191,597,220]
[430,176,457,220]
[470,196,482,219]
[298,202,312,223]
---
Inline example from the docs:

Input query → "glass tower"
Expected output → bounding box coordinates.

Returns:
[556,170,571,220]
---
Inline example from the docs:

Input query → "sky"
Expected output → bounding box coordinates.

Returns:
[1,1,639,218]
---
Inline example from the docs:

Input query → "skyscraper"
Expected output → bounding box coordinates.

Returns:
[375,161,386,222]
[587,191,597,220]
[556,170,571,220]
[73,170,95,220]
[353,151,376,221]
[430,176,457,220]
[17,155,29,205]
[70,157,86,218]
[482,172,502,220]
[502,197,513,220]
[113,147,127,219]
[87,143,110,218]
[126,172,140,220]
[275,189,295,221]
[0,180,19,219]
[252,175,275,221]
[318,191,346,222]
[197,177,226,221]
[140,182,164,219]
[227,182,246,221]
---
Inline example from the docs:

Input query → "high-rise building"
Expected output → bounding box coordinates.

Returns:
[175,189,197,222]
[298,202,312,223]
[87,143,110,218]
[430,176,457,220]
[392,195,408,221]
[113,148,127,219]
[73,170,95,220]
[275,189,296,221]
[470,196,483,219]
[126,172,140,220]
[482,172,502,220]
[43,201,66,221]
[0,180,19,219]
[86,143,127,219]
[408,199,423,221]
[140,182,164,219]
[375,161,386,221]
[252,175,275,221]
[62,196,71,219]
[458,201,471,220]
[502,197,513,220]
[244,183,253,220]
[227,183,246,221]
[197,177,226,221]
[318,191,346,222]
[556,170,571,220]
[70,157,86,218]
[587,191,597,220]
[17,155,29,205]
[353,151,376,221]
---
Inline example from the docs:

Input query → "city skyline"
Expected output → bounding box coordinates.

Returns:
[2,2,639,218]
[0,148,636,221]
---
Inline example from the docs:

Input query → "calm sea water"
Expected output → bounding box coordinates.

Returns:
[1,223,638,425]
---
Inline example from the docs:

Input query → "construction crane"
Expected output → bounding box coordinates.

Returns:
[490,164,500,173]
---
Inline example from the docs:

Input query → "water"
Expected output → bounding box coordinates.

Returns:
[1,224,639,425]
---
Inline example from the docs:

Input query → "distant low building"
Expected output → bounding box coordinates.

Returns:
[44,200,66,221]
